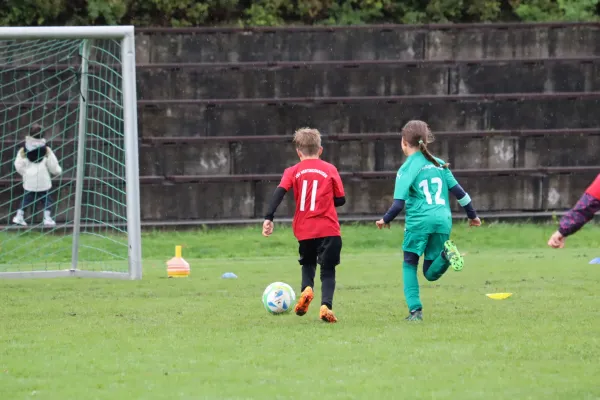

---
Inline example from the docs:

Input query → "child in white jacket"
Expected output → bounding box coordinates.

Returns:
[13,124,62,227]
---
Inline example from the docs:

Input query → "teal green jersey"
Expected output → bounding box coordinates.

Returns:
[393,152,458,234]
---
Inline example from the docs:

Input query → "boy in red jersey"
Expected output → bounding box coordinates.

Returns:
[262,128,346,323]
[548,173,600,248]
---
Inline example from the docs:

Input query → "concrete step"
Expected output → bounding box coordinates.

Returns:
[8,58,599,103]
[2,129,598,178]
[136,132,600,177]
[3,93,598,139]
[137,94,600,137]
[136,59,600,99]
[0,168,595,222]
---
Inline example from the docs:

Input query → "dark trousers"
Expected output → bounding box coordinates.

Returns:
[20,190,54,212]
[298,236,342,309]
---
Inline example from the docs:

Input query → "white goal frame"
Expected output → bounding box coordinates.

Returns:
[0,26,142,280]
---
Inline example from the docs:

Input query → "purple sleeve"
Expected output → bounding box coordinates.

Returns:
[558,193,600,237]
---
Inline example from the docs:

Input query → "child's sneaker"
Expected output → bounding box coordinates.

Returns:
[43,215,56,227]
[319,305,337,323]
[294,286,314,316]
[405,309,423,321]
[12,211,27,226]
[443,240,464,271]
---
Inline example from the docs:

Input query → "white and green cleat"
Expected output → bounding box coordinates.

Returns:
[444,240,464,271]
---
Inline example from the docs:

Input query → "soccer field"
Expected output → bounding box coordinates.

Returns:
[1,223,600,399]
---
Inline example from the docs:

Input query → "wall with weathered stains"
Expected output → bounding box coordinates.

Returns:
[134,25,600,63]
[2,24,600,223]
[134,25,600,221]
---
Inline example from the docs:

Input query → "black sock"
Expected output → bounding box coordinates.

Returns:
[320,265,336,309]
[301,264,316,292]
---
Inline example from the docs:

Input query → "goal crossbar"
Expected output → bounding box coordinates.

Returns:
[0,26,135,40]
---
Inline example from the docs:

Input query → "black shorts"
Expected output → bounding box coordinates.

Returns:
[298,236,342,268]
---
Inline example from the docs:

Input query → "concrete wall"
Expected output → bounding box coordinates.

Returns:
[135,25,600,63]
[2,24,600,223]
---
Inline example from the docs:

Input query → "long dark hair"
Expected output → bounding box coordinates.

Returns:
[401,120,448,169]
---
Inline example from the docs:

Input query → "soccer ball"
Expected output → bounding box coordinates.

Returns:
[262,282,296,314]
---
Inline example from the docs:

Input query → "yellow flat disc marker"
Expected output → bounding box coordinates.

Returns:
[486,293,513,300]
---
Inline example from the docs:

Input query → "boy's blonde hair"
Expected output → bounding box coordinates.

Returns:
[293,128,321,156]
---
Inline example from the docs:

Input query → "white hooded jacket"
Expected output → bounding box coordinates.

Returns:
[14,137,62,192]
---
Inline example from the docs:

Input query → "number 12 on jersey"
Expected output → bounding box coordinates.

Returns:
[300,180,318,211]
[418,177,446,205]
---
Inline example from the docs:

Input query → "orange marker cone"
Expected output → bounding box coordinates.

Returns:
[167,245,190,278]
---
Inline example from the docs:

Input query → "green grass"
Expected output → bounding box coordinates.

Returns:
[1,223,600,399]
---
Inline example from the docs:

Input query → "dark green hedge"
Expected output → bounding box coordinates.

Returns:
[1,0,599,27]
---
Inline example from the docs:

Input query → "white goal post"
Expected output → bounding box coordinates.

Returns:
[0,26,142,280]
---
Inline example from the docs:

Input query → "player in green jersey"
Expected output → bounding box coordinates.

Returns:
[376,120,481,321]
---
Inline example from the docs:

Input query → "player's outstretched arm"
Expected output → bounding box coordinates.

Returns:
[449,183,480,227]
[263,187,287,237]
[549,174,600,248]
[444,168,480,226]
[376,199,405,229]
[549,192,600,248]
[377,164,414,229]
[263,168,294,237]
[331,166,346,208]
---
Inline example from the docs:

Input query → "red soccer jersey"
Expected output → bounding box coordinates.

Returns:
[586,173,600,200]
[278,159,345,241]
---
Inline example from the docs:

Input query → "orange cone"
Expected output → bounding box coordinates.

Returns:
[167,245,190,278]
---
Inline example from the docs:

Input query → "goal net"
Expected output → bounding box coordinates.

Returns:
[0,27,141,279]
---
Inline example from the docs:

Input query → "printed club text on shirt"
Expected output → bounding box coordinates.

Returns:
[295,169,328,179]
[397,164,443,181]
[419,164,444,172]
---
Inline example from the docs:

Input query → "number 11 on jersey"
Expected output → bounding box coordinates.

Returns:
[300,180,318,211]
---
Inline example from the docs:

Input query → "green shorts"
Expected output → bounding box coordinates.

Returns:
[402,231,449,260]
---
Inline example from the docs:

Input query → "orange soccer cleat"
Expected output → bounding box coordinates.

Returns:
[319,305,337,323]
[294,286,314,316]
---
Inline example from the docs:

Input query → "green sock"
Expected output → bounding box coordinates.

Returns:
[402,262,422,312]
[424,253,450,281]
